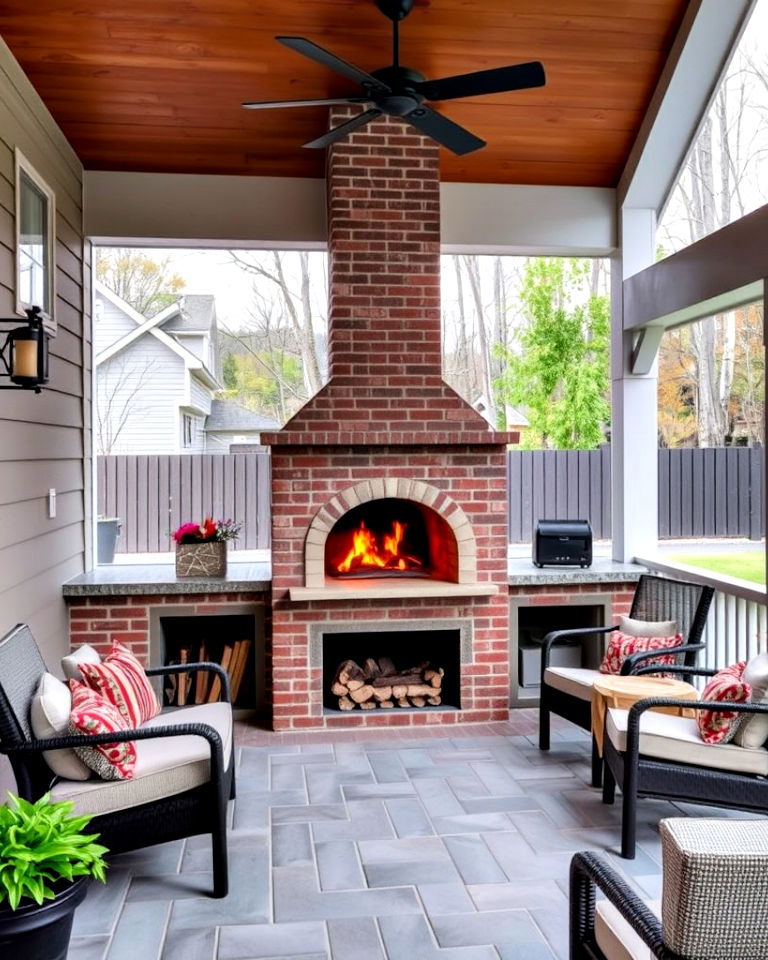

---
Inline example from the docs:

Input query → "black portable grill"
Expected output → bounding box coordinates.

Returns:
[533,519,592,568]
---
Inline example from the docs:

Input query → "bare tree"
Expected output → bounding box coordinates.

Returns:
[228,250,324,396]
[462,255,496,425]
[96,356,158,455]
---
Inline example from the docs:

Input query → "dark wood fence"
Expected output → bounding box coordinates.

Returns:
[508,446,764,542]
[97,453,271,553]
[99,446,764,553]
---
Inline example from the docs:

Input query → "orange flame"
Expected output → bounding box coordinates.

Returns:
[336,520,423,574]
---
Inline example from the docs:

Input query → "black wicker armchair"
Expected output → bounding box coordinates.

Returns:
[602,664,768,859]
[538,575,714,787]
[0,624,235,897]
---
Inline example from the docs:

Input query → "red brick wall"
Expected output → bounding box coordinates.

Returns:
[261,111,510,447]
[270,444,510,729]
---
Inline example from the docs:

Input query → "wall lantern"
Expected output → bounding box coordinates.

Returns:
[0,306,49,393]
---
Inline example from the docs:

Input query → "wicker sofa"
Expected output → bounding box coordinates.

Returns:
[570,818,768,959]
[0,624,235,897]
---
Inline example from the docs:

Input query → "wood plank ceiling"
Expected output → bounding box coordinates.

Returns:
[0,0,689,186]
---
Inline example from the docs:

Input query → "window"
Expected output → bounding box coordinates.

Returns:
[182,414,193,448]
[15,151,55,324]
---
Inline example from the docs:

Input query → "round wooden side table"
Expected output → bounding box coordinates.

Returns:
[591,674,699,756]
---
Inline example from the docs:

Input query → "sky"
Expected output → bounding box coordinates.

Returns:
[97,0,768,332]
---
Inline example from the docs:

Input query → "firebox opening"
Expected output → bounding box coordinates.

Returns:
[324,497,458,581]
[322,629,461,712]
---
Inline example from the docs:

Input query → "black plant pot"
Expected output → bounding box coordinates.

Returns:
[0,876,89,960]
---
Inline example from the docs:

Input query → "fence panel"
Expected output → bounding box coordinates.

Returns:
[509,446,763,543]
[98,453,271,553]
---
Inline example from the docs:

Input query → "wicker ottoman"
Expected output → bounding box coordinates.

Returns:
[661,817,768,959]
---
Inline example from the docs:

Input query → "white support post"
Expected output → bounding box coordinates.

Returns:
[612,208,658,562]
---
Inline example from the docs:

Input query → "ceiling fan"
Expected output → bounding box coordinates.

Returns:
[242,0,546,156]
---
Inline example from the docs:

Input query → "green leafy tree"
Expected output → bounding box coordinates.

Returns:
[222,351,238,390]
[96,248,184,317]
[495,258,610,449]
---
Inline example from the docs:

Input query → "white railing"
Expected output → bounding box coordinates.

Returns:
[635,555,767,676]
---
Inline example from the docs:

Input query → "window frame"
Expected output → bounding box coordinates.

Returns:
[182,413,193,448]
[14,149,56,332]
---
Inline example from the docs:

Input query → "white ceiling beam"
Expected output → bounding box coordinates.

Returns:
[619,0,756,213]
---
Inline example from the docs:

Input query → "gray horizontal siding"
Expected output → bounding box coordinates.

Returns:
[0,37,86,674]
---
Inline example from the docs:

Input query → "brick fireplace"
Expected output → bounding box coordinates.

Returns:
[262,109,517,730]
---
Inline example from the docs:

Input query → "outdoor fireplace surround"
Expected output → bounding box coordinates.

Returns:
[260,108,515,729]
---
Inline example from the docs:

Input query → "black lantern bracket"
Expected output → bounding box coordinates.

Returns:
[0,306,50,393]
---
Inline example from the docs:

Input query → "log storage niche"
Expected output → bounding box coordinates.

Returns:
[322,629,461,712]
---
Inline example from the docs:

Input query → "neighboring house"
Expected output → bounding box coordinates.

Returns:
[94,282,221,454]
[204,400,279,451]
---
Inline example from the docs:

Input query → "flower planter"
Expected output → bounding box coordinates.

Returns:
[176,540,227,578]
[0,877,88,960]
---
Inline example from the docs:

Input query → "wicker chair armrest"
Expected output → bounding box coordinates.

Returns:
[570,851,672,959]
[624,698,768,764]
[145,661,231,703]
[634,664,717,678]
[541,625,618,676]
[620,644,704,676]
[0,723,226,779]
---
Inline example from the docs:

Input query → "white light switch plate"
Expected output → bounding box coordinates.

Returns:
[48,488,56,519]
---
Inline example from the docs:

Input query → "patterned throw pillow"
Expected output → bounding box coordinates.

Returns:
[68,680,137,781]
[78,641,160,728]
[697,662,752,745]
[599,631,684,675]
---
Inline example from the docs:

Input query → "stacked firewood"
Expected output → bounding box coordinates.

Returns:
[331,657,444,710]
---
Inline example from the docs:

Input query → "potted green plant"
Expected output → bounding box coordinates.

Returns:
[172,516,241,578]
[0,793,108,960]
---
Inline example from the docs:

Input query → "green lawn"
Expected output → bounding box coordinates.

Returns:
[668,550,766,585]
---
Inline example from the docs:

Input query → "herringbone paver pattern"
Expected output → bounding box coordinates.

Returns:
[67,723,753,960]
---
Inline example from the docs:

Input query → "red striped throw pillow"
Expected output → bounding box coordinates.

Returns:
[68,680,136,780]
[599,632,684,675]
[78,641,160,728]
[697,662,752,745]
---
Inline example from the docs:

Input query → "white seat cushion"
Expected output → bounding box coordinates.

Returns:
[50,702,232,816]
[595,900,658,960]
[606,708,768,776]
[544,666,600,700]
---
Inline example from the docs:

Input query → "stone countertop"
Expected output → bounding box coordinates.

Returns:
[63,558,644,597]
[62,562,271,597]
[507,557,645,585]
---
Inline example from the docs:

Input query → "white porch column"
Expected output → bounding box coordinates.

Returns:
[611,207,658,562]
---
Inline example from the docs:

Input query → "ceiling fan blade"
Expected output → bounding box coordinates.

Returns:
[416,61,546,102]
[303,107,383,149]
[276,37,391,93]
[242,97,371,110]
[405,106,485,155]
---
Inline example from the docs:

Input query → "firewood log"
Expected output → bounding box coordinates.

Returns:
[423,667,444,688]
[349,684,374,704]
[371,672,423,687]
[379,700,394,708]
[396,697,410,707]
[405,683,434,698]
[360,700,376,710]
[331,681,348,697]
[378,657,396,676]
[363,658,381,680]
[427,695,442,706]
[338,696,355,711]
[336,660,365,686]
[410,696,427,708]
[392,684,407,699]
[372,685,392,701]
[346,679,365,692]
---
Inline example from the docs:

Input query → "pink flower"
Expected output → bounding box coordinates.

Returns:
[172,522,202,544]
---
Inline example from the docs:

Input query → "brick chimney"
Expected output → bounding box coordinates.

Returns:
[262,108,514,446]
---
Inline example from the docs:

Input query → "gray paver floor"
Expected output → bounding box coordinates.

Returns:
[68,725,753,960]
